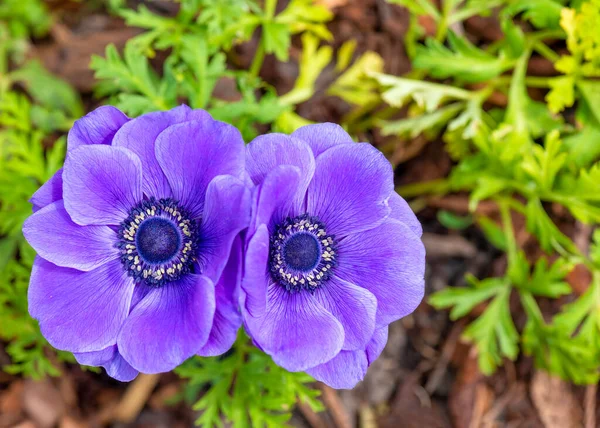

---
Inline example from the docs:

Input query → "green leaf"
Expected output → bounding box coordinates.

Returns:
[379,103,464,140]
[328,51,384,106]
[463,286,519,375]
[519,257,572,297]
[504,0,565,29]
[577,80,600,125]
[262,21,291,61]
[476,216,507,250]
[372,72,472,111]
[413,32,513,83]
[521,130,567,191]
[437,210,473,230]
[525,199,575,253]
[176,333,323,428]
[429,276,505,321]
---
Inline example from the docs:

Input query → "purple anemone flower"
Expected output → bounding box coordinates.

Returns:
[240,124,425,389]
[23,105,249,380]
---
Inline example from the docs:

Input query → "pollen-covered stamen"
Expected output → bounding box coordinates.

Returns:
[269,214,338,292]
[117,198,199,286]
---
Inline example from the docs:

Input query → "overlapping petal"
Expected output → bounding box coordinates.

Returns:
[197,175,250,282]
[74,346,138,382]
[112,105,211,198]
[63,145,143,226]
[306,143,393,237]
[29,258,135,353]
[336,219,425,326]
[198,238,243,357]
[244,282,344,372]
[68,106,129,151]
[23,201,118,271]
[118,274,216,373]
[155,119,244,219]
[291,123,353,158]
[30,168,63,212]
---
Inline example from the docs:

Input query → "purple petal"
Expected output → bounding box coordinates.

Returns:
[306,349,367,389]
[63,145,143,226]
[112,105,211,198]
[246,134,315,208]
[250,165,302,237]
[68,106,129,152]
[244,283,344,372]
[388,192,422,237]
[291,123,354,158]
[306,143,393,237]
[74,346,138,382]
[366,326,388,364]
[315,277,377,351]
[30,168,63,212]
[29,258,135,352]
[197,175,251,282]
[155,119,245,219]
[118,274,216,373]
[306,326,388,389]
[23,201,118,271]
[336,219,425,327]
[198,238,242,357]
[241,224,270,318]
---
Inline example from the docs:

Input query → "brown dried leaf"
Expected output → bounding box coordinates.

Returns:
[530,371,583,428]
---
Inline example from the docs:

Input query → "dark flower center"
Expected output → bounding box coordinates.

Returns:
[117,198,199,286]
[283,233,320,272]
[269,214,337,292]
[135,217,181,264]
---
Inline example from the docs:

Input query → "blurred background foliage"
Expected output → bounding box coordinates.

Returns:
[2,0,600,426]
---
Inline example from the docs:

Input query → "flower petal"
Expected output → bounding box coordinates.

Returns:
[197,175,250,282]
[336,219,425,326]
[118,274,216,373]
[30,168,63,213]
[315,277,377,351]
[63,145,143,226]
[23,201,118,271]
[29,258,135,352]
[67,106,129,152]
[155,119,244,219]
[306,349,367,389]
[246,134,315,207]
[198,238,243,357]
[241,224,270,318]
[306,143,393,237]
[112,105,211,198]
[388,191,422,237]
[244,283,344,372]
[291,123,353,158]
[366,326,388,364]
[251,165,302,237]
[306,326,388,389]
[74,346,138,382]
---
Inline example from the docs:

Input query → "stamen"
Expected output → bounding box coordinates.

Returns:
[117,198,199,286]
[269,214,338,293]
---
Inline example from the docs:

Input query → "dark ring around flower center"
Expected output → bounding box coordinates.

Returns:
[117,198,199,286]
[269,213,338,293]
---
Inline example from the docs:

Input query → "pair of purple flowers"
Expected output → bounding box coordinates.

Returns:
[22,105,424,389]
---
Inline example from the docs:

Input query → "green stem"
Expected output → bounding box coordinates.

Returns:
[250,0,278,78]
[435,0,452,41]
[499,199,518,267]
[533,41,560,63]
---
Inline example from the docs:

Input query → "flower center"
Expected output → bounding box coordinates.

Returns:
[269,214,337,292]
[117,198,198,286]
[283,233,320,272]
[135,217,181,264]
